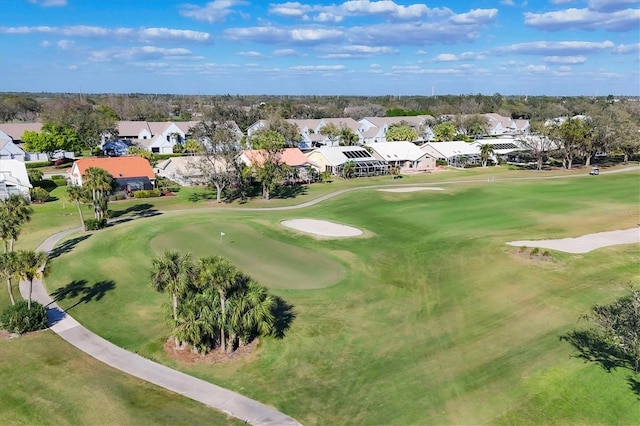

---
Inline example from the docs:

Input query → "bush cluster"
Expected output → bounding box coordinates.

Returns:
[84,218,107,230]
[0,300,48,334]
[30,187,50,203]
[133,189,161,198]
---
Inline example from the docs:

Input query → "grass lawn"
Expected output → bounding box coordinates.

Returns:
[0,332,241,425]
[39,168,640,424]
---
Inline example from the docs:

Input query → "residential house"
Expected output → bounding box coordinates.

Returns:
[0,139,26,161]
[358,115,434,144]
[306,146,389,177]
[0,159,31,200]
[421,141,481,167]
[484,113,530,136]
[109,120,242,155]
[0,122,43,144]
[69,156,156,192]
[471,138,525,163]
[154,156,221,186]
[247,118,362,148]
[240,147,317,182]
[366,142,435,173]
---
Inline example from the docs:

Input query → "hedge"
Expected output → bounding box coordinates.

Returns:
[25,161,53,169]
[133,189,161,198]
[84,218,107,230]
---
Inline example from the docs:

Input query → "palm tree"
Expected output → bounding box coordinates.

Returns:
[14,250,49,310]
[83,167,113,220]
[67,185,89,231]
[226,280,275,349]
[0,194,33,253]
[342,161,356,179]
[0,252,19,305]
[150,251,192,322]
[197,256,238,352]
[339,126,359,146]
[480,144,495,168]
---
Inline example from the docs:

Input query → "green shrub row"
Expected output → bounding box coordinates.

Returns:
[0,300,48,334]
[25,161,53,169]
[84,218,107,230]
[133,189,161,198]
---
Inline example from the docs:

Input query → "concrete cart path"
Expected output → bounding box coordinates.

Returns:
[19,227,301,426]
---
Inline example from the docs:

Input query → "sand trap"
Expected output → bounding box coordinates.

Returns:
[379,187,444,193]
[281,219,363,237]
[506,227,640,254]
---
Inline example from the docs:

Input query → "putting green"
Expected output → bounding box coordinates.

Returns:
[150,221,345,289]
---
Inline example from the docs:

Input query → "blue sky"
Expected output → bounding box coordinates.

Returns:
[1,0,638,96]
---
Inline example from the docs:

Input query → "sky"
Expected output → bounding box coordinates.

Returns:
[0,0,638,96]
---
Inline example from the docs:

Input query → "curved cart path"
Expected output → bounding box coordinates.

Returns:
[18,165,639,424]
[19,227,301,426]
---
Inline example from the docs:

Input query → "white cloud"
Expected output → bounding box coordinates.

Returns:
[57,39,75,50]
[89,46,194,62]
[587,0,639,13]
[434,52,485,62]
[0,25,210,43]
[290,65,345,70]
[544,55,587,63]
[613,43,640,54]
[524,7,640,32]
[27,0,67,7]
[179,0,248,23]
[225,26,344,44]
[237,50,266,57]
[273,48,302,56]
[494,40,615,55]
[140,28,211,43]
[318,44,396,58]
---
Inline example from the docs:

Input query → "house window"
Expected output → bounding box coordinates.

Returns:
[151,148,160,153]
[166,135,170,141]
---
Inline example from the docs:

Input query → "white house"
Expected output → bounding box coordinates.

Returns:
[306,146,389,177]
[366,142,436,173]
[358,116,434,144]
[421,141,481,167]
[0,139,26,161]
[0,159,32,200]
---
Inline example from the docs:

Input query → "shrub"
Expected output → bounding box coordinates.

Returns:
[108,193,126,201]
[0,300,48,334]
[133,189,161,198]
[30,187,50,203]
[518,246,527,253]
[436,159,448,166]
[25,161,53,169]
[542,250,551,257]
[84,218,107,230]
[531,247,540,256]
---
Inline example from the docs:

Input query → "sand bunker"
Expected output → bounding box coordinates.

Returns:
[281,219,363,237]
[379,187,444,193]
[506,227,640,254]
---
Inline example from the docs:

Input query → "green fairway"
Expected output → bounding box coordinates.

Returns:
[150,220,346,289]
[0,332,240,425]
[37,169,640,424]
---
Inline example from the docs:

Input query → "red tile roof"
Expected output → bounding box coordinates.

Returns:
[242,148,310,167]
[72,156,155,179]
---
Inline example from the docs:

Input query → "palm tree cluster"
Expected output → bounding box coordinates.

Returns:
[150,251,276,354]
[0,195,48,310]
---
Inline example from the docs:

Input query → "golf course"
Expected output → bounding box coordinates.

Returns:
[3,167,639,424]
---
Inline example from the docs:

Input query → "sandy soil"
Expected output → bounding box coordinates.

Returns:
[281,219,363,237]
[506,227,640,254]
[378,187,444,193]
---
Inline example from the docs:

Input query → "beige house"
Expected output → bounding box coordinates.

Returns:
[366,142,435,173]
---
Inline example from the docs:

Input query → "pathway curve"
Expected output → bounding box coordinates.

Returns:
[18,165,640,424]
[19,227,301,426]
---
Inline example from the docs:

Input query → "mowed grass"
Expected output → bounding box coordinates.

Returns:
[0,332,241,425]
[43,170,640,424]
